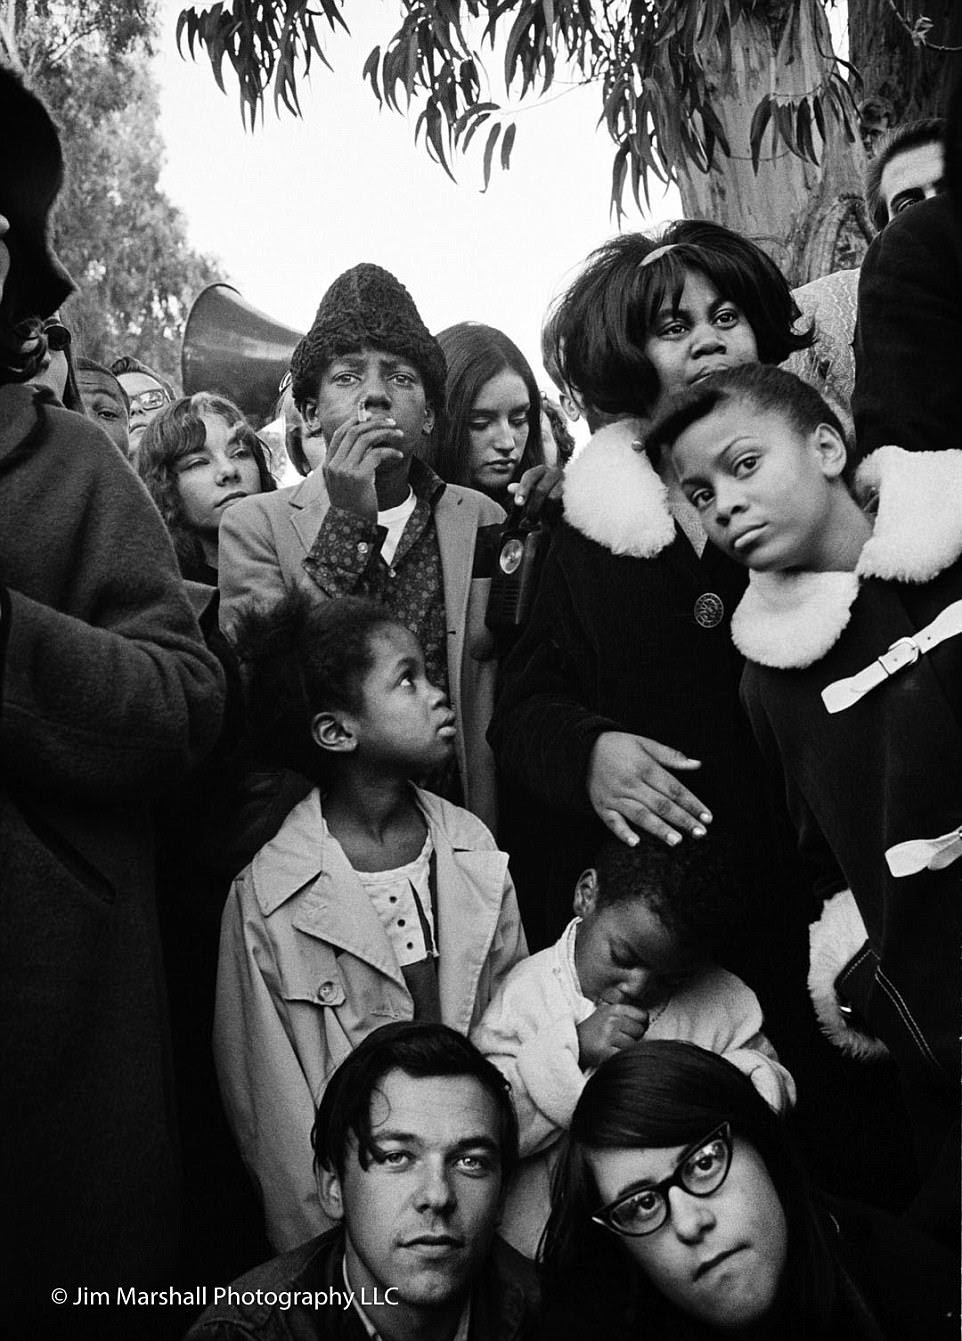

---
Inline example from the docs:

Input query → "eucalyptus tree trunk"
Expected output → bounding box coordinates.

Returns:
[673,0,870,285]
[849,0,962,125]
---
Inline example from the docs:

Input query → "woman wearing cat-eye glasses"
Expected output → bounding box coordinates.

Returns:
[537,1041,955,1340]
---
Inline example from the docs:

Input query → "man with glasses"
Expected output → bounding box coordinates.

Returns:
[110,354,175,460]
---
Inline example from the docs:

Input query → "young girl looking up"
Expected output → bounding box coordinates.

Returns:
[139,392,275,584]
[214,592,527,1253]
[435,321,559,513]
[473,833,794,1257]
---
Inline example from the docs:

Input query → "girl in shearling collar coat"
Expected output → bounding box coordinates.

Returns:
[489,225,918,1213]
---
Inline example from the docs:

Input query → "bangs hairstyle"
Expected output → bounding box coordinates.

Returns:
[311,1021,519,1182]
[232,591,398,781]
[430,322,545,485]
[137,392,275,575]
[592,830,739,955]
[541,1041,837,1334]
[549,221,812,418]
[648,364,848,464]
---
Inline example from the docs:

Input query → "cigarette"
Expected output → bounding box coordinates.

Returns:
[356,397,372,423]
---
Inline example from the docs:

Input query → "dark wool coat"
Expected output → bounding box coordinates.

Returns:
[489,421,801,962]
[734,446,962,1200]
[0,385,225,1336]
[853,194,962,462]
[488,424,926,1215]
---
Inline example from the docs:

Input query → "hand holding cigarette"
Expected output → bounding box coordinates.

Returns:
[322,394,405,520]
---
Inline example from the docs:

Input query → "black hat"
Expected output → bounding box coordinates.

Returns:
[290,263,446,409]
[0,65,75,322]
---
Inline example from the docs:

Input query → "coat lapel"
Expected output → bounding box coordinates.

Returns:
[255,790,406,987]
[435,488,470,700]
[434,833,509,1035]
[297,871,407,988]
[289,468,331,557]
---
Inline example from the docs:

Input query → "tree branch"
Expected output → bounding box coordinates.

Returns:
[882,0,962,51]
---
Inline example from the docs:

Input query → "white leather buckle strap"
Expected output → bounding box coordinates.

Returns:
[821,599,962,714]
[886,827,962,878]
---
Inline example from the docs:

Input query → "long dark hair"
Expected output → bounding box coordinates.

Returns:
[546,220,812,419]
[137,392,275,577]
[541,1041,840,1339]
[432,322,545,492]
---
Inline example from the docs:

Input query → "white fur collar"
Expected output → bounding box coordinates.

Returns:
[563,420,677,557]
[732,571,860,668]
[732,445,962,669]
[854,444,962,582]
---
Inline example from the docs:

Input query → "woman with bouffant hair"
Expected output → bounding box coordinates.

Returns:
[138,391,275,583]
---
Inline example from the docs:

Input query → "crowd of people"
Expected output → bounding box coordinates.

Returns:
[2,61,960,1341]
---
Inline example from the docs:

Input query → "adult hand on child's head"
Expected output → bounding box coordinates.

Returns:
[507,463,565,518]
[577,991,651,1069]
[322,412,405,521]
[587,731,712,849]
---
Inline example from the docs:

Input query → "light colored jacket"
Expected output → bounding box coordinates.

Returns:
[214,786,527,1252]
[472,918,795,1257]
[217,468,504,829]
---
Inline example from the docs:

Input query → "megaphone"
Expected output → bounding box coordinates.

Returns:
[181,283,305,422]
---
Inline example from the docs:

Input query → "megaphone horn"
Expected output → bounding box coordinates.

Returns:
[181,283,305,423]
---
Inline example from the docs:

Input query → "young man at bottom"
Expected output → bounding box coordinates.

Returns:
[185,1023,538,1341]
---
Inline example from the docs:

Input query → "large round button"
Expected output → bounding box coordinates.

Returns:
[693,592,724,629]
[317,980,339,1004]
[499,538,524,574]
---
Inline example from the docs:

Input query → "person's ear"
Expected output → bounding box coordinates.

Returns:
[813,423,849,480]
[573,868,600,919]
[422,402,435,436]
[301,396,321,436]
[317,1166,346,1223]
[311,710,358,754]
[560,392,583,423]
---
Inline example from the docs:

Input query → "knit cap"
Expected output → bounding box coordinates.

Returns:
[290,263,446,410]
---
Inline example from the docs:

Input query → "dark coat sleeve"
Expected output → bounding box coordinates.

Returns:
[852,195,962,461]
[488,525,621,816]
[0,397,225,802]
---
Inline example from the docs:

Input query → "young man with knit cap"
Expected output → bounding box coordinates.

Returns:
[219,264,503,829]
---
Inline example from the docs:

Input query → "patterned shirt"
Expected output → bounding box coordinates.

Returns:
[302,458,460,799]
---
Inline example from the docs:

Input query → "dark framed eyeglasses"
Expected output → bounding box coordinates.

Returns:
[42,319,71,352]
[591,1122,733,1238]
[129,388,170,414]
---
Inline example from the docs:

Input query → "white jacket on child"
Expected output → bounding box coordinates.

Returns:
[215,786,527,1252]
[472,918,795,1257]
